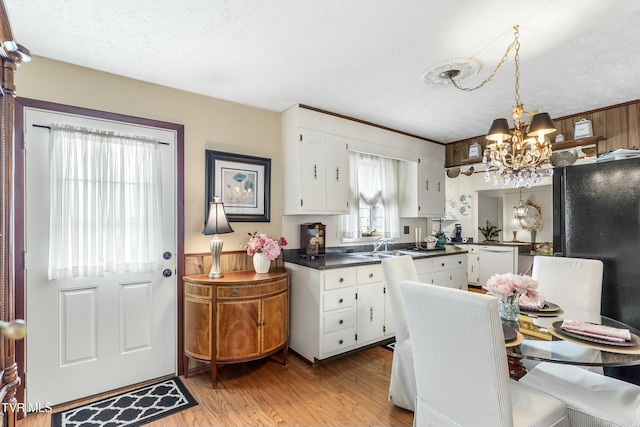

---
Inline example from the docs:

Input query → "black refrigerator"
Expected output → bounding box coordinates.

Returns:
[553,156,640,331]
[554,156,640,383]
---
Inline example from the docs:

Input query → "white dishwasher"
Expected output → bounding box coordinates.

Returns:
[478,245,517,286]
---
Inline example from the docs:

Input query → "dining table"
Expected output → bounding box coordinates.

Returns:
[502,305,640,380]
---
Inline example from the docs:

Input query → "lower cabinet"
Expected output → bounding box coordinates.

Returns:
[287,253,466,363]
[183,270,289,387]
[287,262,392,363]
[414,255,468,290]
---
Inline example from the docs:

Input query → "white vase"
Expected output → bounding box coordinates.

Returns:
[253,253,271,274]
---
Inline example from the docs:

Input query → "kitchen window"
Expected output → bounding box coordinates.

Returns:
[339,151,400,240]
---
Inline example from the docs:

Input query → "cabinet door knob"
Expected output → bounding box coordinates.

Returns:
[369,273,373,279]
[441,263,445,267]
[339,298,344,304]
[339,319,344,324]
[458,260,462,264]
[339,339,344,345]
[339,278,344,283]
[231,288,238,297]
[278,283,283,290]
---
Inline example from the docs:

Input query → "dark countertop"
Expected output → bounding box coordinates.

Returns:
[455,241,532,247]
[283,245,468,270]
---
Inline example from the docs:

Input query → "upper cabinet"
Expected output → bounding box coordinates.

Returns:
[282,104,445,217]
[399,144,446,218]
[283,108,350,215]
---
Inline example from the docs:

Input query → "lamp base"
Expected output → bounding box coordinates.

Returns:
[208,235,224,279]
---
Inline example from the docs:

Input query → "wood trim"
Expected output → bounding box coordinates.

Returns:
[0,2,30,425]
[445,100,640,167]
[299,104,444,145]
[12,96,186,394]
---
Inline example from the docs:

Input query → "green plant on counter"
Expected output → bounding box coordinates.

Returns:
[479,220,501,242]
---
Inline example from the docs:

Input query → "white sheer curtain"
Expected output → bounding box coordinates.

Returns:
[339,152,400,239]
[339,151,361,238]
[48,124,164,280]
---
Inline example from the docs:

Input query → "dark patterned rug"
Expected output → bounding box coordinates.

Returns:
[51,377,197,427]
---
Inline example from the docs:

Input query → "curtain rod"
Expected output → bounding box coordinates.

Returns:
[32,124,170,145]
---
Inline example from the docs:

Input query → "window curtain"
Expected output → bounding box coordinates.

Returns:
[338,151,361,238]
[379,155,400,239]
[339,152,400,239]
[48,124,164,280]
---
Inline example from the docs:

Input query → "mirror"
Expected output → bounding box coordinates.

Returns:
[516,200,541,230]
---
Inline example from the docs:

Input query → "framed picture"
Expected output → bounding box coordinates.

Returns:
[205,150,271,222]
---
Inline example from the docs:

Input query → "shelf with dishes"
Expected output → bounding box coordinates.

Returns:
[552,135,604,153]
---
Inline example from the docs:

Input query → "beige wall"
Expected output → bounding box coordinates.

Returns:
[16,56,284,254]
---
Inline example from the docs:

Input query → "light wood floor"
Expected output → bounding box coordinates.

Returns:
[18,346,413,426]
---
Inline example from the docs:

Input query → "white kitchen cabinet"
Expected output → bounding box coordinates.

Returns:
[287,263,392,363]
[398,148,446,218]
[462,244,480,285]
[418,156,446,217]
[413,255,467,290]
[355,265,386,346]
[431,254,468,290]
[283,111,350,215]
[413,257,434,283]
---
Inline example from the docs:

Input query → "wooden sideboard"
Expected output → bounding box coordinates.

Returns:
[183,269,290,387]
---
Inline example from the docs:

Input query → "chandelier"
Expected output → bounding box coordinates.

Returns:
[445,26,557,188]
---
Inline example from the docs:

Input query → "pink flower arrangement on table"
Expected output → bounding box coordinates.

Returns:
[246,232,288,261]
[483,272,539,303]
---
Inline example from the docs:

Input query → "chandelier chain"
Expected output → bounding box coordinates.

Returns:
[448,25,519,92]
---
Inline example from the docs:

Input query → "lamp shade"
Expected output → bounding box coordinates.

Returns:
[202,197,233,235]
[528,112,556,139]
[486,118,511,142]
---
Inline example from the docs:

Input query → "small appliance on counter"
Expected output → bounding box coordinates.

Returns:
[450,224,463,243]
[300,223,325,257]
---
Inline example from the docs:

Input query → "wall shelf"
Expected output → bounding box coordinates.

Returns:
[551,135,604,152]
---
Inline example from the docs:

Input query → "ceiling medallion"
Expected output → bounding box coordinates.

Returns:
[421,59,481,85]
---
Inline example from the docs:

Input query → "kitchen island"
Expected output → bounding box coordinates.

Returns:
[285,245,468,363]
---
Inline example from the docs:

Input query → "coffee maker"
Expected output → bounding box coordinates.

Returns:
[451,224,463,243]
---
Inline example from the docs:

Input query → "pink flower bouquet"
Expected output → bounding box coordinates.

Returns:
[483,272,539,302]
[246,232,288,261]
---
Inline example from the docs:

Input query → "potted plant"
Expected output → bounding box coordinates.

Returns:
[478,220,501,242]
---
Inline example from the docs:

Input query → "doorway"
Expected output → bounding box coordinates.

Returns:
[16,100,184,407]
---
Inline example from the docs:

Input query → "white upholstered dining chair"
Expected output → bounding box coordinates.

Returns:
[400,280,568,427]
[521,362,640,427]
[531,255,604,314]
[529,255,605,374]
[381,256,418,411]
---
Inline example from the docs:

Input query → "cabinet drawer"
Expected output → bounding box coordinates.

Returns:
[185,282,213,300]
[413,258,433,275]
[322,330,356,356]
[433,255,466,272]
[324,269,356,291]
[217,279,288,299]
[323,310,356,333]
[323,288,355,312]
[356,265,384,284]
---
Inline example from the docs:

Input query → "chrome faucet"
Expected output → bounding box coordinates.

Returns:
[373,237,394,252]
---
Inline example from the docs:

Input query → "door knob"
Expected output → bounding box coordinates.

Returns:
[163,251,172,260]
[162,269,172,277]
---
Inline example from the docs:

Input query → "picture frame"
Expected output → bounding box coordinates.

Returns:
[205,150,271,222]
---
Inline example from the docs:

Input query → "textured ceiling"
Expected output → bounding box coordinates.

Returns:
[5,0,640,143]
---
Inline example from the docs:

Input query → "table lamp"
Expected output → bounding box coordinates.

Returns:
[510,217,522,242]
[202,197,234,278]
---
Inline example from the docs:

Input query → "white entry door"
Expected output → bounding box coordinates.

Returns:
[24,108,177,406]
